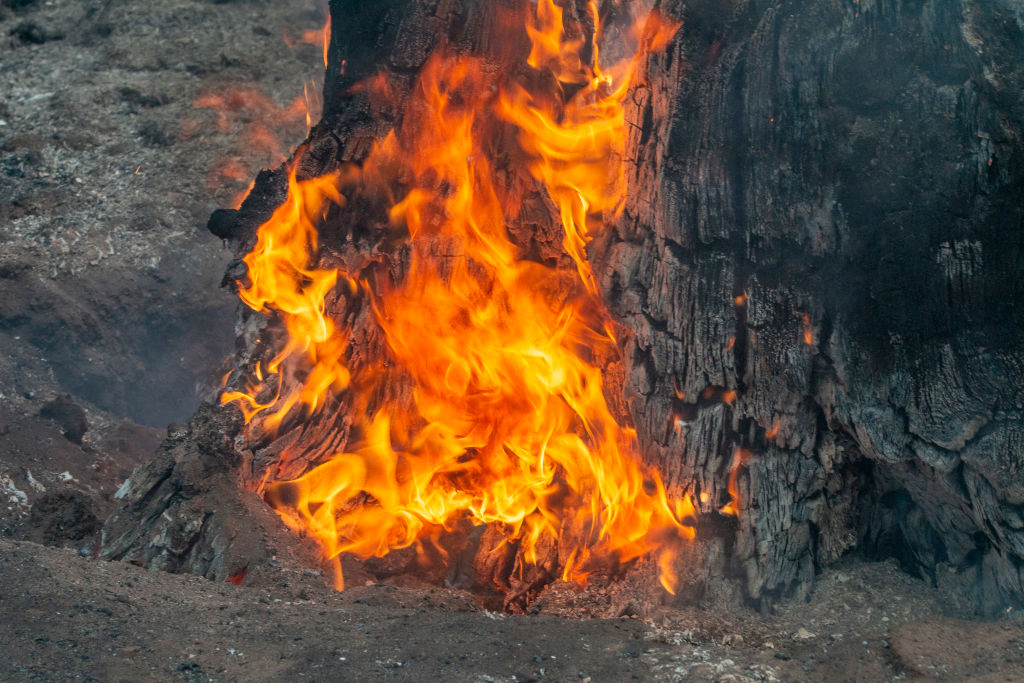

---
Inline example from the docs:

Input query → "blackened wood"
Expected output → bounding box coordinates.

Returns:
[600,0,1024,614]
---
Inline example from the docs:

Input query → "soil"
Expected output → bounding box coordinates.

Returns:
[2,0,1024,680]
[3,536,1024,682]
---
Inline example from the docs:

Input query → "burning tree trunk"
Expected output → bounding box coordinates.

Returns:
[104,0,1024,616]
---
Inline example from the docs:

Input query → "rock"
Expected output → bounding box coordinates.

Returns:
[39,395,88,445]
[116,646,140,659]
[27,490,100,546]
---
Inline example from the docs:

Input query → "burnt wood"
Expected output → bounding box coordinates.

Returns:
[602,0,1024,615]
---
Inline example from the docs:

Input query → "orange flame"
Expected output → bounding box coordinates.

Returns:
[322,16,331,68]
[285,14,331,68]
[222,165,351,431]
[225,3,688,592]
[718,448,751,516]
[194,88,317,200]
[498,1,679,294]
[195,15,327,204]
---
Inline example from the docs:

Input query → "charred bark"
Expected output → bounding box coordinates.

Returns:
[102,0,1023,615]
[602,0,1024,614]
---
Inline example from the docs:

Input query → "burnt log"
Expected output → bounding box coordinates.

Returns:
[102,0,1023,615]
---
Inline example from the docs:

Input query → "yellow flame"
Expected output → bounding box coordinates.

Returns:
[224,2,687,593]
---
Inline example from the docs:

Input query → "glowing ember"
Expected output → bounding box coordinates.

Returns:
[802,313,814,346]
[223,1,690,593]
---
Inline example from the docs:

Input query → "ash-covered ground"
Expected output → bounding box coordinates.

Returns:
[2,0,1023,680]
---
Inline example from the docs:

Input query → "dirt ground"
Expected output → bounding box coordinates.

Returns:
[1,0,323,559]
[3,0,1024,681]
[0,0,323,430]
[3,536,1024,682]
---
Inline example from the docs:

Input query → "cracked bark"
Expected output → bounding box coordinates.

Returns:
[603,0,1024,614]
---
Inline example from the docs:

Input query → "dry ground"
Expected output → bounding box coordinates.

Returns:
[4,537,1024,681]
[2,0,1024,680]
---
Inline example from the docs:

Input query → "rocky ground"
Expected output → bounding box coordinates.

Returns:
[2,0,1024,680]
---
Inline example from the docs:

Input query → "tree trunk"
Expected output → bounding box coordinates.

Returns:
[602,0,1024,614]
[103,0,1024,615]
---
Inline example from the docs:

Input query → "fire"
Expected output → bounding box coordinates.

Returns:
[192,87,318,203]
[220,166,351,430]
[224,2,690,593]
[718,448,751,516]
[192,14,327,206]
[499,0,680,294]
[284,15,331,68]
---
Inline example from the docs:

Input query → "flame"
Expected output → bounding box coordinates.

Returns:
[195,15,327,204]
[194,88,316,200]
[285,14,331,68]
[802,313,813,346]
[323,16,331,69]
[223,165,351,431]
[672,378,685,400]
[225,3,688,592]
[498,0,679,294]
[718,448,751,516]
